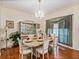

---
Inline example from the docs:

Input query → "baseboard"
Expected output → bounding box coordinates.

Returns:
[58,43,79,52]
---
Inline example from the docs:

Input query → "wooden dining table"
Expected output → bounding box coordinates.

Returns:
[23,37,54,48]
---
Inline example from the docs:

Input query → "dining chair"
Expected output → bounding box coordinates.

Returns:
[17,38,33,59]
[49,36,59,57]
[36,39,49,59]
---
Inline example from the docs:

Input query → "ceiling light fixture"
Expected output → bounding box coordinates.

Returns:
[35,0,44,19]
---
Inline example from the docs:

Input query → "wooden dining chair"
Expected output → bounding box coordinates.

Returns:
[17,38,33,59]
[49,36,59,57]
[36,39,49,59]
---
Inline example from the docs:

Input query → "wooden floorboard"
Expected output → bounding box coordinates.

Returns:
[0,46,79,59]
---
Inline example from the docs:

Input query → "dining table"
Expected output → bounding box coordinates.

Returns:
[23,37,54,48]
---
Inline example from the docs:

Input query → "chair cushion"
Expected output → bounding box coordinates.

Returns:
[49,43,57,48]
[36,47,48,54]
[20,48,32,54]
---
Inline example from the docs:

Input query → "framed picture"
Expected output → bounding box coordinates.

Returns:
[6,20,14,29]
[19,22,36,34]
[36,24,40,29]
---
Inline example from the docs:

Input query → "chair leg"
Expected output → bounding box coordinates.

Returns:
[21,54,23,59]
[42,54,44,59]
[26,55,27,59]
[54,47,57,58]
[54,46,58,57]
[31,53,33,59]
[55,46,59,58]
[47,52,49,59]
[19,54,21,59]
[36,52,37,59]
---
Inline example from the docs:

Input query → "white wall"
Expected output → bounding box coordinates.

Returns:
[0,6,43,48]
[45,5,79,51]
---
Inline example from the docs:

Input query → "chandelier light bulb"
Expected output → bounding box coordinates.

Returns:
[35,10,44,18]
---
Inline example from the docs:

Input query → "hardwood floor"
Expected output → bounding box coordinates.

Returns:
[0,46,79,59]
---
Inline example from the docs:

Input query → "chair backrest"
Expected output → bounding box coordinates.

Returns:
[53,37,58,46]
[17,38,22,51]
[43,39,49,50]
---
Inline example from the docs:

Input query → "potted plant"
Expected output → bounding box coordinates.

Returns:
[9,31,21,47]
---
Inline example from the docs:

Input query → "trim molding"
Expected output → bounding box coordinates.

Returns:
[58,43,79,52]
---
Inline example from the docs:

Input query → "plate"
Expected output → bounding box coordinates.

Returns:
[24,39,32,43]
[37,39,43,42]
[33,37,37,39]
[48,37,52,39]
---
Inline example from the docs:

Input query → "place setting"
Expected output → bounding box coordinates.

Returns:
[37,36,44,42]
[24,37,33,43]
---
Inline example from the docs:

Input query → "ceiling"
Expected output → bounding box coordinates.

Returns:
[0,0,78,16]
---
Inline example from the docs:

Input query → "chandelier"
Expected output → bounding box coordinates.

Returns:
[35,0,45,19]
